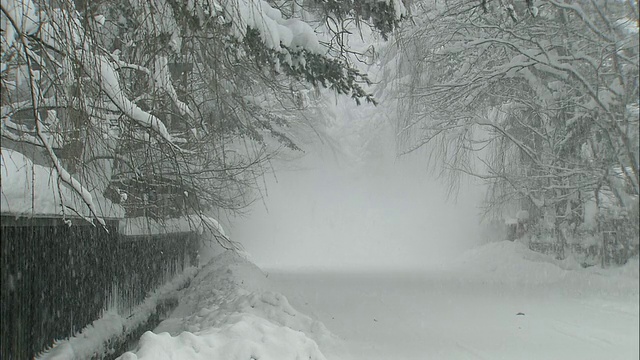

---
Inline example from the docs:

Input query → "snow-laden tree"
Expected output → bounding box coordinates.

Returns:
[1,0,406,225]
[391,0,638,258]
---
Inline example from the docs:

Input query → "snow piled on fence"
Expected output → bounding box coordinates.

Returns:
[120,215,227,237]
[37,267,198,360]
[0,148,124,220]
[117,251,334,360]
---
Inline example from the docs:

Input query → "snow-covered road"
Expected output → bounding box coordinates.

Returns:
[115,241,638,360]
[267,243,639,360]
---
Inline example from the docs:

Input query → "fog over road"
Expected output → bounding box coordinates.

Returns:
[230,153,484,271]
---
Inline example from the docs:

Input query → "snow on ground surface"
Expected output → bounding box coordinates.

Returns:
[265,241,639,360]
[116,239,638,360]
[117,251,336,360]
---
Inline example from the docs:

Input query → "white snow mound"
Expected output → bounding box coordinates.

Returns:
[452,240,639,286]
[118,251,333,360]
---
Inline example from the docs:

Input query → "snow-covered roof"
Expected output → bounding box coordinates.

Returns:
[1,148,125,220]
[119,214,226,237]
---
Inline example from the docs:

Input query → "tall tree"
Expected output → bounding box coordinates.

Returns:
[390,0,638,255]
[1,0,406,224]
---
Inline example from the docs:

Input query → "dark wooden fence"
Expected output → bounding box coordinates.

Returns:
[0,216,199,360]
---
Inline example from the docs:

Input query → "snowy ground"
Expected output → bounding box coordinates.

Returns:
[119,240,638,360]
[267,241,639,360]
[117,251,335,360]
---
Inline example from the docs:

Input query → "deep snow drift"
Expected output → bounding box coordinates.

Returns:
[117,251,336,360]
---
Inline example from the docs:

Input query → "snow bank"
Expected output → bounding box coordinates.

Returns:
[451,240,639,289]
[118,315,323,360]
[118,251,333,360]
[452,240,578,283]
[37,267,197,360]
[0,148,124,220]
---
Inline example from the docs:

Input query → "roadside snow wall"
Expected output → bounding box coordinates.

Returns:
[117,251,334,360]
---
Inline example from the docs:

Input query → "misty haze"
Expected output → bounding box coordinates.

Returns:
[1,1,638,360]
